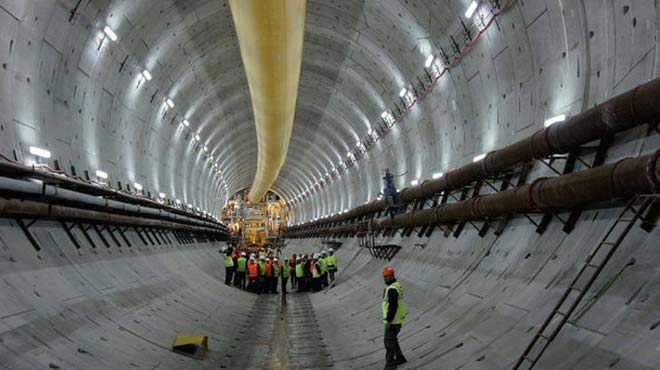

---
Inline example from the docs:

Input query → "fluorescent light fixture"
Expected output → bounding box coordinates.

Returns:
[544,114,566,127]
[381,111,389,119]
[203,145,208,152]
[367,127,372,135]
[175,199,182,205]
[166,98,174,108]
[133,182,143,191]
[399,88,408,97]
[411,179,419,186]
[95,170,108,179]
[473,153,487,162]
[158,192,166,199]
[182,119,190,127]
[29,146,51,159]
[195,134,200,141]
[465,1,478,18]
[142,70,152,81]
[432,172,444,179]
[103,26,117,41]
[424,54,435,68]
[187,204,193,208]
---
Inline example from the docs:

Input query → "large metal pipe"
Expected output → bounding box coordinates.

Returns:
[288,77,660,233]
[285,151,660,238]
[0,199,227,234]
[0,159,222,227]
[229,0,307,203]
[0,176,227,232]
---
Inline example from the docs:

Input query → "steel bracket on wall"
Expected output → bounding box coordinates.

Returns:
[16,218,41,252]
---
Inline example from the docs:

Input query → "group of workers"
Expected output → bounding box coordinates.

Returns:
[222,244,406,370]
[222,245,338,295]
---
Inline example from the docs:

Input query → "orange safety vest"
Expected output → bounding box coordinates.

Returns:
[248,262,258,278]
[265,261,273,277]
[231,251,238,259]
[289,258,296,270]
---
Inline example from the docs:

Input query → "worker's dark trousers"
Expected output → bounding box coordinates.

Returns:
[384,324,405,367]
[312,277,322,291]
[281,277,288,294]
[248,278,257,292]
[235,271,246,290]
[329,269,336,282]
[322,272,328,287]
[257,276,265,294]
[225,267,234,285]
[290,273,297,288]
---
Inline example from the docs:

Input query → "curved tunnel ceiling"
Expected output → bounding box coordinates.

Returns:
[0,0,657,220]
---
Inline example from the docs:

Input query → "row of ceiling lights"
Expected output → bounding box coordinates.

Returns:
[105,24,230,212]
[23,23,232,220]
[289,0,568,224]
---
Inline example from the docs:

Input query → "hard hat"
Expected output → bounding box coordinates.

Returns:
[329,248,334,252]
[249,256,255,261]
[296,258,302,262]
[241,252,246,256]
[265,257,270,261]
[259,256,265,261]
[273,258,278,262]
[382,266,395,277]
[321,251,327,255]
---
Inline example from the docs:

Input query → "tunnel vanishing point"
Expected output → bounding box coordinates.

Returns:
[1,1,660,370]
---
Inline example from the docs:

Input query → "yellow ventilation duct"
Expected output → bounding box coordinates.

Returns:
[228,0,307,203]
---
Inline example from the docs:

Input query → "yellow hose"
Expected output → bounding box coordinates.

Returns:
[228,0,307,203]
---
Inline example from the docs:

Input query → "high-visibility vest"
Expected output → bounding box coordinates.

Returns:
[289,258,296,270]
[259,250,266,258]
[295,263,303,278]
[237,257,247,272]
[248,262,258,278]
[265,261,273,277]
[311,262,321,278]
[224,255,234,267]
[281,265,290,278]
[327,254,337,267]
[382,281,405,324]
[319,257,328,273]
[258,261,265,276]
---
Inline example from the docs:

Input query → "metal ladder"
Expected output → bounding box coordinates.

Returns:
[512,194,659,370]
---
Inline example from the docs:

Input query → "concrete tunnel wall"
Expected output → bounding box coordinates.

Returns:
[1,0,660,369]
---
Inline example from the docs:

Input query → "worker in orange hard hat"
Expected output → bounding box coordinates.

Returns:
[382,266,407,370]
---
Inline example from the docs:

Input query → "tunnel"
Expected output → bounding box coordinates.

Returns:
[1,1,660,370]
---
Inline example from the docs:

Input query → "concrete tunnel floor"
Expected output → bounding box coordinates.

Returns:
[1,204,660,370]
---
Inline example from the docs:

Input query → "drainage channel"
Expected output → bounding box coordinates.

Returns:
[285,293,335,369]
[220,294,278,369]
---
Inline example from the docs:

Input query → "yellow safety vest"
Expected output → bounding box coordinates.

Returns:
[295,263,304,278]
[382,281,405,324]
[237,257,247,272]
[319,257,328,273]
[327,254,337,267]
[224,255,234,267]
[311,262,321,278]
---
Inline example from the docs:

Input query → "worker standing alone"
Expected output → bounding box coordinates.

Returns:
[327,248,338,283]
[223,249,234,286]
[382,266,407,370]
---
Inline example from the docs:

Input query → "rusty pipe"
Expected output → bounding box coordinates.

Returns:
[288,77,660,233]
[0,198,228,234]
[285,151,660,238]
